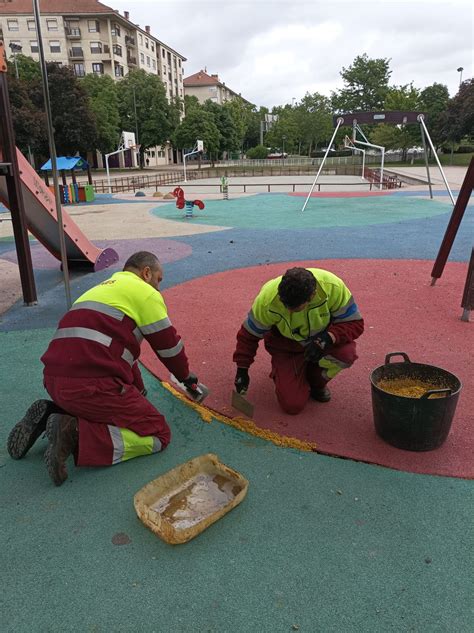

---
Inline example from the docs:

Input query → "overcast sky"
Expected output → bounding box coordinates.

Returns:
[113,0,473,108]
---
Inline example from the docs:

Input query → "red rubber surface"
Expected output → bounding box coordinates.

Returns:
[140,259,473,477]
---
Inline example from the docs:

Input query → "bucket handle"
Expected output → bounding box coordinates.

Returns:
[384,352,411,365]
[421,388,452,399]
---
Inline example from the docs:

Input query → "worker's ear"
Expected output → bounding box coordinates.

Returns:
[142,266,152,283]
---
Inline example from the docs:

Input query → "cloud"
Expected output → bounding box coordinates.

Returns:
[113,0,473,106]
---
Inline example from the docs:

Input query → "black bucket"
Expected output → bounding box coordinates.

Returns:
[370,352,462,451]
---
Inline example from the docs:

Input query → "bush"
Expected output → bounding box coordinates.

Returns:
[246,145,269,159]
[457,145,474,153]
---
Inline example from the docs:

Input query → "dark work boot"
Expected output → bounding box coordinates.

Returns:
[310,386,331,403]
[7,400,59,460]
[44,414,78,487]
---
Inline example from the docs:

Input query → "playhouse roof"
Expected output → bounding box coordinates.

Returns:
[40,156,89,171]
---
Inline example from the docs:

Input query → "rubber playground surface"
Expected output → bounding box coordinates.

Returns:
[1,180,473,631]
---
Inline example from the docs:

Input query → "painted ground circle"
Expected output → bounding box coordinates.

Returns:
[151,193,452,229]
[140,259,473,478]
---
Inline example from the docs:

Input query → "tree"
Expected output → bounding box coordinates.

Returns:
[6,56,46,156]
[418,83,450,151]
[82,74,120,154]
[246,145,268,159]
[118,69,172,167]
[202,100,240,157]
[440,79,474,145]
[172,108,221,164]
[294,93,333,156]
[332,54,392,112]
[223,98,255,153]
[45,63,98,156]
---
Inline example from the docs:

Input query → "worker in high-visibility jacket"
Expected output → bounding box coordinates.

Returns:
[7,251,199,486]
[233,267,364,414]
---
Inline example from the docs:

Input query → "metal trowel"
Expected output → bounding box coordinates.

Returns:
[170,374,210,403]
[231,390,254,418]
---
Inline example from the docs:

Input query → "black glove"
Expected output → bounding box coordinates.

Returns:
[234,368,250,394]
[141,388,148,397]
[182,372,199,389]
[304,331,333,363]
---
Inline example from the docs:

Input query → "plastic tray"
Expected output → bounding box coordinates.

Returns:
[134,453,249,544]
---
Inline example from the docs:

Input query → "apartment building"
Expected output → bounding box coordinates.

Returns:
[0,0,186,165]
[184,69,250,106]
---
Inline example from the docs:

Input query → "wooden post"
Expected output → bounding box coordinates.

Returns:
[0,41,37,305]
[461,248,474,322]
[431,158,474,284]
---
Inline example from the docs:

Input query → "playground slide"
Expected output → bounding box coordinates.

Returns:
[0,148,118,271]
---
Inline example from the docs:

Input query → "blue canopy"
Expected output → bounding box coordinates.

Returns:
[40,156,89,171]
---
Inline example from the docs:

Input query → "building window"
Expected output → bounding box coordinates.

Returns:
[92,63,104,75]
[146,56,150,67]
[163,65,166,74]
[112,24,121,37]
[46,19,58,31]
[151,42,154,52]
[113,44,122,57]
[139,33,143,44]
[168,72,172,80]
[88,20,100,33]
[145,38,149,49]
[7,19,19,31]
[49,40,61,53]
[178,59,181,67]
[74,63,85,77]
[27,19,36,31]
[114,64,124,77]
[152,59,156,69]
[90,41,102,54]
[162,49,165,58]
[30,40,39,53]
[140,52,144,63]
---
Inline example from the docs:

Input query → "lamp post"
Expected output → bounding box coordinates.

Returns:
[9,42,21,79]
[457,67,464,87]
[291,97,296,107]
[282,135,286,164]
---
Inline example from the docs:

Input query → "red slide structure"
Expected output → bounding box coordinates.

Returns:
[0,148,118,271]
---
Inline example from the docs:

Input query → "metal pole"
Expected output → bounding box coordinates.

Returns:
[183,153,187,182]
[106,153,112,193]
[132,85,139,168]
[33,0,71,308]
[418,115,455,205]
[13,50,19,79]
[420,123,433,199]
[301,118,343,212]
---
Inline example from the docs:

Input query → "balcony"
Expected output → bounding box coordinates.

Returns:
[127,55,137,66]
[65,26,81,38]
[68,47,84,59]
[125,35,135,47]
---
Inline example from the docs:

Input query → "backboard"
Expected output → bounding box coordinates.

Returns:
[121,131,137,149]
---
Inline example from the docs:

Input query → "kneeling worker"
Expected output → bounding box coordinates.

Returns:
[8,251,199,486]
[233,267,364,414]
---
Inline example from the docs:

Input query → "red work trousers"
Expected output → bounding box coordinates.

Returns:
[264,331,358,415]
[44,375,171,467]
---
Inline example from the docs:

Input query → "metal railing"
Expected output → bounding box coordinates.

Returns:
[77,164,398,194]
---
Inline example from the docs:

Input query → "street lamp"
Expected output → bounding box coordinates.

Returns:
[291,97,296,107]
[282,135,286,162]
[9,42,22,79]
[457,67,464,86]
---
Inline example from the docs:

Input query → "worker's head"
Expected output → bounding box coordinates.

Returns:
[123,251,163,291]
[278,267,316,312]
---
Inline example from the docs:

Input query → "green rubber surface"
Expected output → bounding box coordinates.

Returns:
[1,329,473,632]
[152,194,452,229]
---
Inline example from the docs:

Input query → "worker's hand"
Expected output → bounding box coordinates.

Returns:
[234,368,250,394]
[304,331,334,363]
[182,372,199,390]
[141,388,148,397]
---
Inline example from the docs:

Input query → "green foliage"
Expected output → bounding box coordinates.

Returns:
[332,54,392,112]
[45,63,98,156]
[418,83,450,149]
[293,93,333,155]
[224,98,255,150]
[202,100,240,155]
[246,145,269,159]
[7,73,46,155]
[118,70,172,161]
[440,79,474,144]
[81,74,120,154]
[7,54,41,82]
[173,107,221,156]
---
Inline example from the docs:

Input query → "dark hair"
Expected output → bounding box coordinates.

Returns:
[123,251,160,272]
[278,267,316,308]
